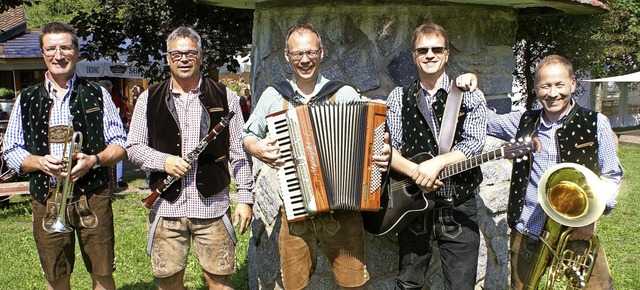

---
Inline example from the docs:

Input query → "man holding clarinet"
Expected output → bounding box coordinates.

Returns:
[126,26,253,290]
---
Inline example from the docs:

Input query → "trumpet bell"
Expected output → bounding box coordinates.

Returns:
[538,163,605,228]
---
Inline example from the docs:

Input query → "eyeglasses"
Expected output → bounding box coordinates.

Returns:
[287,49,320,60]
[42,45,76,57]
[168,50,199,61]
[414,46,447,56]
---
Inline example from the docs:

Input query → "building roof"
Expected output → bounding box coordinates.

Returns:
[0,6,27,43]
[0,29,41,59]
[199,0,609,14]
[583,72,640,83]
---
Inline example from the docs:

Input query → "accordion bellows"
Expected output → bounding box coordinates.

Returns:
[266,101,387,222]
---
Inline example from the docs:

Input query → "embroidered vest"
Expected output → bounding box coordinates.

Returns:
[401,80,482,200]
[20,78,109,204]
[147,78,231,202]
[508,105,600,227]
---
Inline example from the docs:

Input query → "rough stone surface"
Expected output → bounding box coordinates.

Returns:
[248,3,519,289]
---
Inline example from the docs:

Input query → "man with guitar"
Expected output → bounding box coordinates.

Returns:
[486,55,623,289]
[385,23,488,289]
[126,26,253,290]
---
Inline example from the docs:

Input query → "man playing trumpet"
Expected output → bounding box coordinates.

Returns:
[486,54,623,289]
[2,22,127,290]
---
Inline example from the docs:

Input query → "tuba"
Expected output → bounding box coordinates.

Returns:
[43,116,83,233]
[523,163,606,289]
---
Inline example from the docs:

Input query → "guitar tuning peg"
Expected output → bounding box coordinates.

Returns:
[517,137,524,142]
[509,138,516,143]
[524,136,531,142]
[522,156,528,161]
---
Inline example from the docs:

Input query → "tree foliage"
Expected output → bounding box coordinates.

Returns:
[70,0,253,81]
[514,0,640,109]
[25,0,101,29]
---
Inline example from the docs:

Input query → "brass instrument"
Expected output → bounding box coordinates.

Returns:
[524,163,606,289]
[43,116,83,233]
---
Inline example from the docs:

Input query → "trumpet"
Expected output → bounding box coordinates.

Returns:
[43,116,83,233]
[523,163,606,289]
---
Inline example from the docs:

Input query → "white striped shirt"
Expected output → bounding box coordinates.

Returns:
[2,73,127,177]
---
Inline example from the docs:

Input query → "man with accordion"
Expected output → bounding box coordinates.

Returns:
[243,22,391,289]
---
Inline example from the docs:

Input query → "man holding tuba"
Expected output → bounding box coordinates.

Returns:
[2,22,127,290]
[486,54,623,289]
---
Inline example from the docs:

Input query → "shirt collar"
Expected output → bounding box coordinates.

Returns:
[291,74,328,101]
[538,98,576,128]
[419,74,450,99]
[170,75,203,97]
[44,72,76,98]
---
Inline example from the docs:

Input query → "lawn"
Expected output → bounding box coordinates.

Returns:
[0,145,638,289]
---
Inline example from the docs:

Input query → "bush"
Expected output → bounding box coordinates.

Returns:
[0,87,15,99]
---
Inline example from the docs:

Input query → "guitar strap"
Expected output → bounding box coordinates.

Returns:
[438,81,463,155]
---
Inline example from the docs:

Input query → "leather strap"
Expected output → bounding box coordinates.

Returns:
[438,81,463,155]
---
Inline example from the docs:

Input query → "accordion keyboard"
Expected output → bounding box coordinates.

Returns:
[266,112,310,222]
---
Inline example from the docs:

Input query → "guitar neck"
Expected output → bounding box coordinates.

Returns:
[438,147,503,179]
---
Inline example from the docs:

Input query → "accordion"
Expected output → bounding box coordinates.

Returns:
[266,101,387,222]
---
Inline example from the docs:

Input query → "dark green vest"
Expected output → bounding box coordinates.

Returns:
[146,78,231,202]
[401,80,482,200]
[20,78,109,204]
[508,105,600,227]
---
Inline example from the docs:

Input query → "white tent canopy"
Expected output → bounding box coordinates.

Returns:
[76,58,145,79]
[583,71,640,83]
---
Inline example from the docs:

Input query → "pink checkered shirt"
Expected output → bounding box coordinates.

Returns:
[126,78,253,218]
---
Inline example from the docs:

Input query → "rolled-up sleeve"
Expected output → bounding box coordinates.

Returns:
[125,90,170,172]
[2,97,31,173]
[226,88,254,204]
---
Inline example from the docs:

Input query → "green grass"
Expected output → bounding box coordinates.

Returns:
[0,145,638,289]
[0,189,250,290]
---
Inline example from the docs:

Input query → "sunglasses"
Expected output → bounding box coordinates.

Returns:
[413,46,447,55]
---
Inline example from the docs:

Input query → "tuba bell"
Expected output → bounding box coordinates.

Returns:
[523,162,606,289]
[43,116,83,233]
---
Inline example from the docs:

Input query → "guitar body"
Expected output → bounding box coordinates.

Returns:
[362,153,436,236]
[362,139,536,236]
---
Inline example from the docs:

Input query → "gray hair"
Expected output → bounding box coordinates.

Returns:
[166,26,202,53]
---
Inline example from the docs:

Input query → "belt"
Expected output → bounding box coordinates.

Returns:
[434,192,475,209]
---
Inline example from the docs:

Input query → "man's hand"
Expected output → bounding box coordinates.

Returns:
[569,222,597,241]
[39,155,64,178]
[410,156,445,192]
[245,137,284,168]
[373,133,391,172]
[69,153,96,182]
[164,155,191,178]
[455,73,478,91]
[234,204,253,234]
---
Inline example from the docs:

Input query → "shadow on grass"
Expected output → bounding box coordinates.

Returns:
[117,280,157,290]
[0,198,31,219]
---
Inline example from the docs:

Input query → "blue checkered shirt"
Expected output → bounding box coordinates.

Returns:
[486,106,623,236]
[386,74,487,197]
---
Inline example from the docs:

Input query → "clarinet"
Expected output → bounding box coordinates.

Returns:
[141,111,236,209]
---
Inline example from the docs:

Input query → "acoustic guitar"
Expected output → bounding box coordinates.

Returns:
[362,139,537,236]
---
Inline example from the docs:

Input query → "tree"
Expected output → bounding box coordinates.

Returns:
[71,0,253,81]
[24,0,101,29]
[514,0,640,109]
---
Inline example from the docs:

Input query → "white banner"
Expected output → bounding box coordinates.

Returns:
[76,59,145,79]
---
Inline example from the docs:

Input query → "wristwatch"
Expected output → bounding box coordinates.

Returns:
[92,155,100,170]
